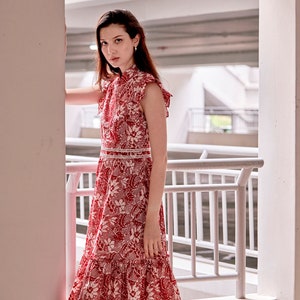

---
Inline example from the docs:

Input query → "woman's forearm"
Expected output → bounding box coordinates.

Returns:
[65,86,102,105]
[146,155,167,219]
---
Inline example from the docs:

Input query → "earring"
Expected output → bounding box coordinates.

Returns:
[134,46,137,51]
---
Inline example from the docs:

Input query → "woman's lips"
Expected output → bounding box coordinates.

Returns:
[110,57,119,63]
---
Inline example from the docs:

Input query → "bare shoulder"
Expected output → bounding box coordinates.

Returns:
[142,82,164,108]
[141,82,165,115]
[144,82,163,98]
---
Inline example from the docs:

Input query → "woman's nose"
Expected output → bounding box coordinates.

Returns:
[107,44,116,55]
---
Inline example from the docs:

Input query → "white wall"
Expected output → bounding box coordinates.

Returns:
[0,1,66,299]
[161,66,258,143]
[160,67,204,143]
[296,2,300,298]
[65,71,97,137]
[258,0,299,299]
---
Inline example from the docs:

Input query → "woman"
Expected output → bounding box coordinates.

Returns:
[66,9,181,300]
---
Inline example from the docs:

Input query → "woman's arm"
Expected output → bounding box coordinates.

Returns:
[65,86,103,105]
[65,25,101,105]
[141,83,168,258]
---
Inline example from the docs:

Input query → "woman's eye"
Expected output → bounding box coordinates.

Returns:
[115,38,122,44]
[100,41,107,46]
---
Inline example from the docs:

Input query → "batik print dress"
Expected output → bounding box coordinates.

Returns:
[69,65,181,300]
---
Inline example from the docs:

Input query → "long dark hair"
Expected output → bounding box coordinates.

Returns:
[95,9,159,86]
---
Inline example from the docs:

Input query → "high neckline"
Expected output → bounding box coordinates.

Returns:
[122,64,137,74]
[119,64,138,81]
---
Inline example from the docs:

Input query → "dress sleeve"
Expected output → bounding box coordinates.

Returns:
[136,74,172,117]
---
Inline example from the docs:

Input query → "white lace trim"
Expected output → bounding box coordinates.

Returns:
[100,147,151,159]
[101,147,151,153]
[100,153,151,159]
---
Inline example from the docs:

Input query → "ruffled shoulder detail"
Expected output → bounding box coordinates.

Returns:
[135,72,172,117]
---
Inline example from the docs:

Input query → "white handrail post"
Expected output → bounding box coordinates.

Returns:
[235,167,253,299]
[191,192,197,277]
[167,192,174,267]
[213,190,220,275]
[66,172,81,296]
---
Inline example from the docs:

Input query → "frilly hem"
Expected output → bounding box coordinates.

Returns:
[69,254,181,300]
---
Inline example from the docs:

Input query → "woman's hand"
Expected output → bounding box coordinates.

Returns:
[144,214,163,258]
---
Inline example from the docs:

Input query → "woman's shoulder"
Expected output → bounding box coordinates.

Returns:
[134,68,156,82]
[132,68,172,117]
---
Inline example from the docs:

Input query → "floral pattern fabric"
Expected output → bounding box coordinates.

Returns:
[69,66,181,300]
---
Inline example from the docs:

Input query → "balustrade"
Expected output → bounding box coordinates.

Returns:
[65,157,263,299]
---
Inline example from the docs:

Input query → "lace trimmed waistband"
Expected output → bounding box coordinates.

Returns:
[100,147,151,159]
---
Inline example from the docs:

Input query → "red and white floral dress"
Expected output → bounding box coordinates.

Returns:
[69,65,181,300]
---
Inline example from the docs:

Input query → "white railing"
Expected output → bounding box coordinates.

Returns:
[166,167,259,258]
[65,157,263,299]
[66,137,259,157]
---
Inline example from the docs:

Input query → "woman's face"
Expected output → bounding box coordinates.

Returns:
[99,23,139,72]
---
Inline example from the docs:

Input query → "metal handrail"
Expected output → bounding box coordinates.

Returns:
[66,138,259,157]
[167,157,263,170]
[65,157,263,299]
[66,157,263,171]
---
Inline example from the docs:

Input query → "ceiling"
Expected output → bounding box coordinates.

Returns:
[65,8,258,72]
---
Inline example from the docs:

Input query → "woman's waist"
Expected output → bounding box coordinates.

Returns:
[100,146,151,159]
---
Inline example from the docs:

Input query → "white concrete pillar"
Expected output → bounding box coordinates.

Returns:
[0,1,66,300]
[258,0,300,299]
[295,1,300,298]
